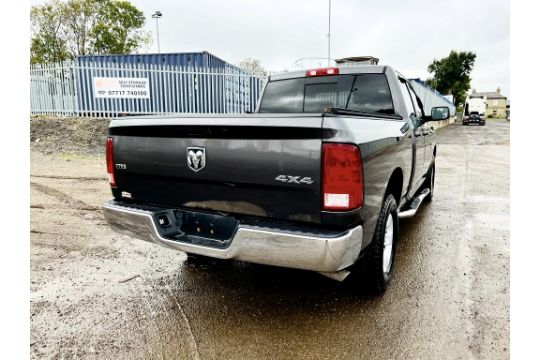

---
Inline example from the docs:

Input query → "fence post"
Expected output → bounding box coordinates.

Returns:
[165,63,170,115]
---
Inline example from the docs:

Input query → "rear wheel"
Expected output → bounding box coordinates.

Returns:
[354,194,398,294]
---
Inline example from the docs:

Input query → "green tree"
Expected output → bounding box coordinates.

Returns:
[30,1,71,64]
[426,51,476,107]
[61,0,98,56]
[89,0,151,55]
[30,0,151,64]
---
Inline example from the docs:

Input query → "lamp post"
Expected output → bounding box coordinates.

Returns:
[327,0,331,66]
[152,11,163,53]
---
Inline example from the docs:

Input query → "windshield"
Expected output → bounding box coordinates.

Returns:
[258,74,394,114]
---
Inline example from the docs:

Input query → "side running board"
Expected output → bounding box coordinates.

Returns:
[398,188,431,219]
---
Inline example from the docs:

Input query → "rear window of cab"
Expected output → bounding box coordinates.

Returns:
[258,74,394,115]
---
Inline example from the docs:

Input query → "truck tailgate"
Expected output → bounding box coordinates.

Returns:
[109,115,324,224]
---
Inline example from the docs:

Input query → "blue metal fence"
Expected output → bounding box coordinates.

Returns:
[30,54,267,117]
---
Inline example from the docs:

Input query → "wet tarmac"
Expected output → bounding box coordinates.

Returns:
[30,120,509,359]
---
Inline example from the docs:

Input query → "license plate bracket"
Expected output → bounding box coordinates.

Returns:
[177,210,239,243]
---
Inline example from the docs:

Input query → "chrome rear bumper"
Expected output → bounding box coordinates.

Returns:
[102,201,363,273]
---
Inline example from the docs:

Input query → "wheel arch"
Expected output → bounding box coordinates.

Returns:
[384,167,404,207]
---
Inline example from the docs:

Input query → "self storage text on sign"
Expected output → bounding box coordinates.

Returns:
[93,77,150,99]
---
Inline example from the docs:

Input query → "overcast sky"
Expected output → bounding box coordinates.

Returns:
[31,0,510,98]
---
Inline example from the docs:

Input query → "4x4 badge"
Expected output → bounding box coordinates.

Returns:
[275,175,314,184]
[187,147,206,172]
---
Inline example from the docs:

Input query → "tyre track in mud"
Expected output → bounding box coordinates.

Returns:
[31,174,106,181]
[30,181,101,212]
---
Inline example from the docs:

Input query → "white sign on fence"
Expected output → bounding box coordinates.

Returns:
[93,77,150,99]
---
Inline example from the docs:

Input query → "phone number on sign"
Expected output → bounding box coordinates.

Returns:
[106,90,148,96]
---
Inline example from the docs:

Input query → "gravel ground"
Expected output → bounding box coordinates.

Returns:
[30,119,509,360]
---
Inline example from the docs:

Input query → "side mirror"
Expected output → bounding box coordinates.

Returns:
[430,106,450,121]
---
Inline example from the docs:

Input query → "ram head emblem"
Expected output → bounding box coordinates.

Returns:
[187,147,206,172]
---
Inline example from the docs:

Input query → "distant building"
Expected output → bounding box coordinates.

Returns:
[335,56,379,66]
[470,87,507,117]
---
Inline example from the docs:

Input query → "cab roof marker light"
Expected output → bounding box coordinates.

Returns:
[306,67,340,77]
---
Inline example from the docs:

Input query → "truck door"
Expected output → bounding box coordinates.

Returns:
[397,77,425,192]
[407,83,433,179]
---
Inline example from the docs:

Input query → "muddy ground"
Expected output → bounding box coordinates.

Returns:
[30,119,509,359]
[30,116,110,155]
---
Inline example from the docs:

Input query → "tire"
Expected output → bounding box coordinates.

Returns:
[425,163,435,202]
[355,194,399,294]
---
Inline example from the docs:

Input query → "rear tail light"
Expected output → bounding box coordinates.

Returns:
[322,143,363,211]
[306,67,339,77]
[106,137,115,186]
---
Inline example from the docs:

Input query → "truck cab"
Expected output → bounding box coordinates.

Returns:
[464,95,487,125]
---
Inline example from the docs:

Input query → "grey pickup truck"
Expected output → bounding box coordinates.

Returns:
[103,65,449,293]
